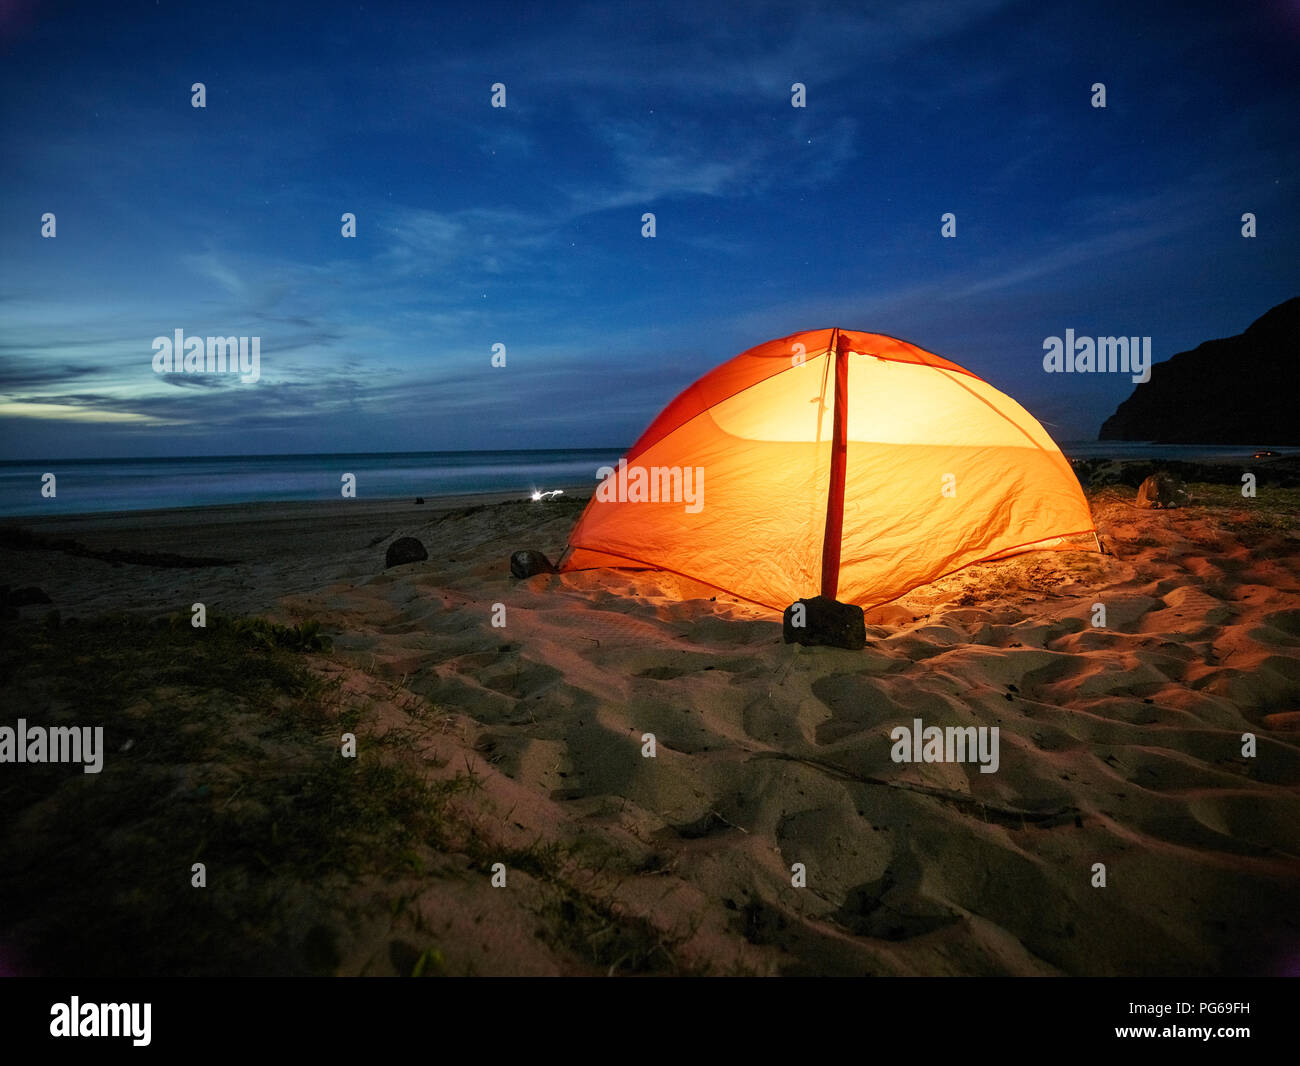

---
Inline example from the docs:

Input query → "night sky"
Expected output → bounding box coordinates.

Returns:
[2,0,1297,459]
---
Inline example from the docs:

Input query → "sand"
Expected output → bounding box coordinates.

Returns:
[3,482,1299,976]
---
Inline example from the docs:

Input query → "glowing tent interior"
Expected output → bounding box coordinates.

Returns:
[558,328,1098,610]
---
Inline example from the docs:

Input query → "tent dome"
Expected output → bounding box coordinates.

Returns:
[559,328,1097,610]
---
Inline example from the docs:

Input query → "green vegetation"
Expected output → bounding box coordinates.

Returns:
[1184,483,1300,537]
[0,613,430,974]
[0,611,690,976]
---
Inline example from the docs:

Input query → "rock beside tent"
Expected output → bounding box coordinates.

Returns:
[1135,472,1190,509]
[385,536,428,568]
[510,549,556,577]
[782,595,867,649]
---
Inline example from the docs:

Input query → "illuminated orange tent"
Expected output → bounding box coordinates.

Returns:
[559,328,1097,610]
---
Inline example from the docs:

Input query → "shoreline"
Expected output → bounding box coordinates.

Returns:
[3,453,1298,526]
[0,484,596,531]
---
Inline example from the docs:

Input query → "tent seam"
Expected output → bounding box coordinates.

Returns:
[565,524,1099,615]
[628,329,984,461]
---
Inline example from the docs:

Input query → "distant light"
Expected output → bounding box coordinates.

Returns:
[531,489,563,501]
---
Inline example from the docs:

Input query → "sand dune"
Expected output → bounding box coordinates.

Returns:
[3,484,1298,975]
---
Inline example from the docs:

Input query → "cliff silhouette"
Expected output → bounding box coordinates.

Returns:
[1099,297,1299,444]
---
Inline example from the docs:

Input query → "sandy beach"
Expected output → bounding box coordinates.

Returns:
[2,476,1298,977]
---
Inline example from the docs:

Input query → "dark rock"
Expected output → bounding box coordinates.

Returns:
[385,536,428,568]
[1100,297,1300,444]
[0,585,52,607]
[783,595,866,649]
[1135,472,1190,509]
[414,497,425,505]
[510,549,556,578]
[1070,456,1300,490]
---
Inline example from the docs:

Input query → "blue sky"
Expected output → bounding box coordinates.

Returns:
[2,0,1297,459]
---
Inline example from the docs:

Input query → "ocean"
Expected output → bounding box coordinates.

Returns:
[0,443,1288,517]
[0,449,622,517]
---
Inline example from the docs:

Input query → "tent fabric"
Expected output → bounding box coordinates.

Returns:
[559,328,1097,611]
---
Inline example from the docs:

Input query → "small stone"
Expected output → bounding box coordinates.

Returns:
[510,549,556,578]
[385,536,428,568]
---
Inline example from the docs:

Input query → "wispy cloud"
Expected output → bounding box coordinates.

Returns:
[0,401,162,423]
[182,253,249,300]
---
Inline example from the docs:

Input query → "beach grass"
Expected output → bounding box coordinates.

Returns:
[0,610,690,976]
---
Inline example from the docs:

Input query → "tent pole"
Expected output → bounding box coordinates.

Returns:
[819,329,849,598]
